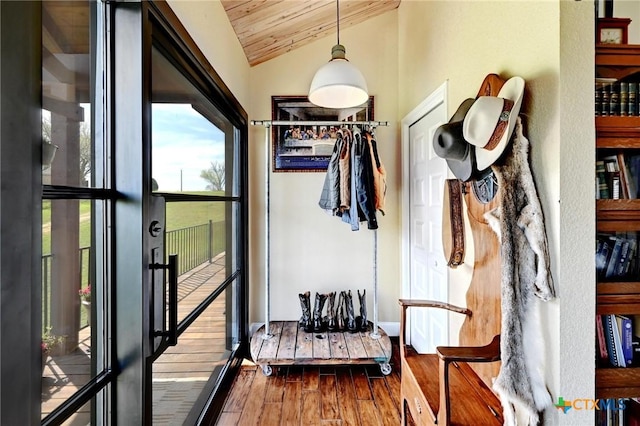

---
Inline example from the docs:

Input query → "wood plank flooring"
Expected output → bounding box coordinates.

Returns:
[217,337,414,426]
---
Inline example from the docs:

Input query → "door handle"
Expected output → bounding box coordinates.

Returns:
[150,254,178,346]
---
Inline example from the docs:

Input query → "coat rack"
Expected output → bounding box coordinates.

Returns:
[250,119,392,376]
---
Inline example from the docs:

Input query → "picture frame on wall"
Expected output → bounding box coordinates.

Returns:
[271,95,374,172]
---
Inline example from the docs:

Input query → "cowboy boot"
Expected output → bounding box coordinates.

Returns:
[326,292,337,331]
[345,290,357,333]
[357,289,368,331]
[313,292,327,332]
[336,291,346,331]
[298,291,312,332]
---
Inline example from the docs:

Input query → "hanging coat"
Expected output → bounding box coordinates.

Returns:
[365,132,387,213]
[353,129,378,230]
[318,131,344,212]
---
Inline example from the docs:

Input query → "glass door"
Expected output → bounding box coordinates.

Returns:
[146,38,245,424]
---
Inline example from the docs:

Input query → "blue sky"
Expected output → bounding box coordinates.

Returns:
[152,103,226,191]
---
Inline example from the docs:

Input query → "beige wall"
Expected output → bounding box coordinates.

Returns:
[167,0,251,110]
[248,11,400,326]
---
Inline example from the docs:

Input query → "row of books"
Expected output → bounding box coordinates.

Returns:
[596,154,640,199]
[596,398,640,426]
[596,233,640,281]
[595,80,640,117]
[596,314,640,368]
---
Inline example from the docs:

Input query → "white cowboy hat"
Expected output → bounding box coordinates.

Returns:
[462,76,525,171]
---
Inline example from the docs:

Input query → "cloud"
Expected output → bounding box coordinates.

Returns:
[152,104,226,191]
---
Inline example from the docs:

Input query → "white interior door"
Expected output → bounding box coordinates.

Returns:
[407,96,449,354]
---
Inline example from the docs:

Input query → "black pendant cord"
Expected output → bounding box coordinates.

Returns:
[336,0,340,45]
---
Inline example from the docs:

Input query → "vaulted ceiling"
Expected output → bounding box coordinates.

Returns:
[220,1,401,66]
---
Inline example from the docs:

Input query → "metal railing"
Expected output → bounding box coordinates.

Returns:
[166,220,224,276]
[42,221,224,331]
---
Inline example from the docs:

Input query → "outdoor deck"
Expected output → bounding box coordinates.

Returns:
[42,255,230,424]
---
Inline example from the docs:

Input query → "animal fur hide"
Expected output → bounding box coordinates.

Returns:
[485,118,555,426]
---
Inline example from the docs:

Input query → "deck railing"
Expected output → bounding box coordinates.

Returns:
[42,221,223,330]
[166,220,224,276]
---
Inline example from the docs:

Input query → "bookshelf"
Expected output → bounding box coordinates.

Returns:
[595,44,640,408]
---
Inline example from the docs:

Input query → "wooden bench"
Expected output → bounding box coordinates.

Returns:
[399,172,505,425]
[399,300,502,425]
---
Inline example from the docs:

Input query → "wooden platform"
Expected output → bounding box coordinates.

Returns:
[250,321,393,375]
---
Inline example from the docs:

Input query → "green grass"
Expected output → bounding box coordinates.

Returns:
[42,194,230,331]
[42,195,228,250]
[165,199,226,231]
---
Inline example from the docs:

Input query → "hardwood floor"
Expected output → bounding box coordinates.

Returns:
[217,338,413,426]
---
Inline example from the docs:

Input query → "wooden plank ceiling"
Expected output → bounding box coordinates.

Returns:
[221,0,401,66]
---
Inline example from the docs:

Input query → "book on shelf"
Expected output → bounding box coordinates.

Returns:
[596,235,613,278]
[599,314,638,368]
[596,153,640,199]
[603,155,621,199]
[602,82,611,116]
[627,154,640,199]
[612,314,626,367]
[605,237,624,279]
[597,160,610,199]
[604,314,627,367]
[597,314,609,363]
[596,233,640,281]
[598,398,640,426]
[595,79,640,117]
[614,239,632,278]
[621,82,629,117]
[624,237,638,277]
[611,83,620,117]
[617,153,631,199]
[616,314,634,366]
[603,314,622,367]
[635,316,640,364]
[596,82,602,117]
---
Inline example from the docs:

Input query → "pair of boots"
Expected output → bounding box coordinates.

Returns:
[340,290,368,333]
[298,291,327,333]
[298,289,368,333]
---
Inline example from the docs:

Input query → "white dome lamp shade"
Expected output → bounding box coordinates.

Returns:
[308,0,369,109]
[308,44,369,109]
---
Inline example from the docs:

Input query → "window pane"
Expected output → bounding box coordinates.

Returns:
[42,199,100,419]
[151,46,239,196]
[165,200,239,295]
[56,397,93,425]
[152,280,240,424]
[42,1,96,188]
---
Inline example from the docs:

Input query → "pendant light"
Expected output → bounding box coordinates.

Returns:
[308,0,369,109]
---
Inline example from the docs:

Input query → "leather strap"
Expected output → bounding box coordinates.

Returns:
[483,99,514,151]
[442,179,465,268]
